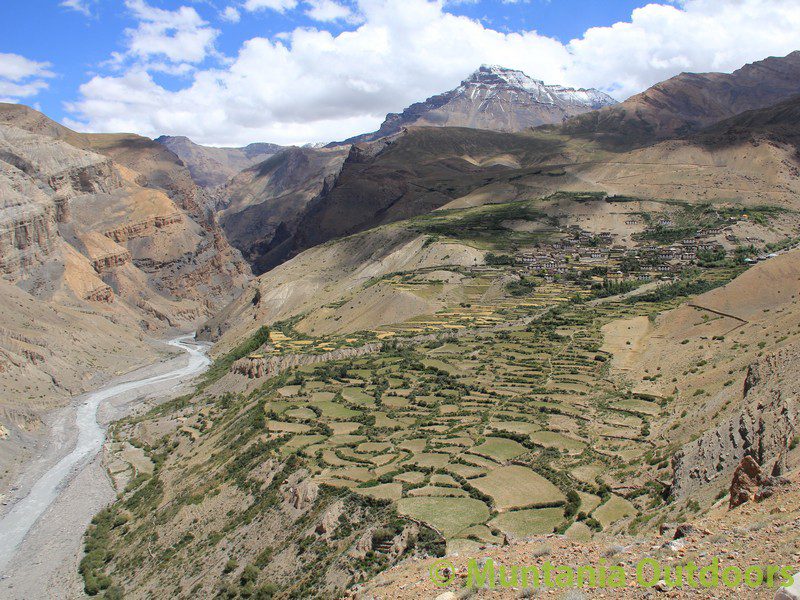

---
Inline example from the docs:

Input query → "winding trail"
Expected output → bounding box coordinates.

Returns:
[0,336,210,595]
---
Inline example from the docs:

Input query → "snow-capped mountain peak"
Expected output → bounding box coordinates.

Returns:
[462,65,617,110]
[340,65,617,144]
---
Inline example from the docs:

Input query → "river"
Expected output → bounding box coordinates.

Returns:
[0,336,210,596]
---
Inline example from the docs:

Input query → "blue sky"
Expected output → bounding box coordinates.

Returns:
[0,0,798,145]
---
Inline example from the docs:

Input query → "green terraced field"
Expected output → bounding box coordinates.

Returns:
[397,497,491,537]
[489,508,566,537]
[192,265,747,544]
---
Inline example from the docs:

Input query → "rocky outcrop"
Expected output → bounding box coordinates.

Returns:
[0,164,59,281]
[349,530,375,560]
[672,346,800,499]
[729,455,790,508]
[103,213,183,243]
[283,475,320,512]
[84,284,114,303]
[232,342,383,379]
[315,501,345,537]
[729,456,763,508]
[0,207,58,280]
[47,159,121,197]
[91,250,131,273]
[54,197,70,223]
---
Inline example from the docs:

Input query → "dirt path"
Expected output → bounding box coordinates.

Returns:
[0,336,210,600]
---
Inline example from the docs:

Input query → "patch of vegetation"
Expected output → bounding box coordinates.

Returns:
[202,325,271,386]
[412,200,551,249]
[485,252,515,265]
[506,277,538,296]
[629,272,743,304]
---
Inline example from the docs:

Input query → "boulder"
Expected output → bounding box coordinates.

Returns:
[282,474,319,511]
[755,475,791,502]
[776,572,800,600]
[674,523,698,539]
[729,456,763,508]
[315,501,344,536]
[729,454,792,508]
[659,522,677,537]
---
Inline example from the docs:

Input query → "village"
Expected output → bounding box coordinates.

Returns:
[514,220,737,282]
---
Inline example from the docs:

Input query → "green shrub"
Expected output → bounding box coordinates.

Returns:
[223,558,239,574]
[564,490,581,518]
[240,564,260,586]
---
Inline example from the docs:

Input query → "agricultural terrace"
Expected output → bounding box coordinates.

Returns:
[205,264,743,552]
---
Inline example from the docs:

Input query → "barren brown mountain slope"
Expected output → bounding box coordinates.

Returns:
[0,120,248,324]
[155,135,284,188]
[0,103,249,267]
[601,249,800,504]
[199,221,486,352]
[268,127,569,267]
[696,93,800,151]
[0,102,251,308]
[563,134,800,207]
[560,51,800,148]
[215,146,349,274]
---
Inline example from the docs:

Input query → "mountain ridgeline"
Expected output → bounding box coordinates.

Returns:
[163,54,800,276]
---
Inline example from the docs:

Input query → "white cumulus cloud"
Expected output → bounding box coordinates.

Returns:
[306,0,359,22]
[60,0,96,16]
[65,0,800,146]
[121,0,219,65]
[243,0,300,12]
[0,53,55,103]
[221,6,241,23]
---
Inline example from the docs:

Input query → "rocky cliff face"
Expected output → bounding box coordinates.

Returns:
[156,135,283,188]
[0,103,251,319]
[342,66,615,145]
[0,106,252,436]
[0,124,122,289]
[671,345,800,499]
[0,160,59,281]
